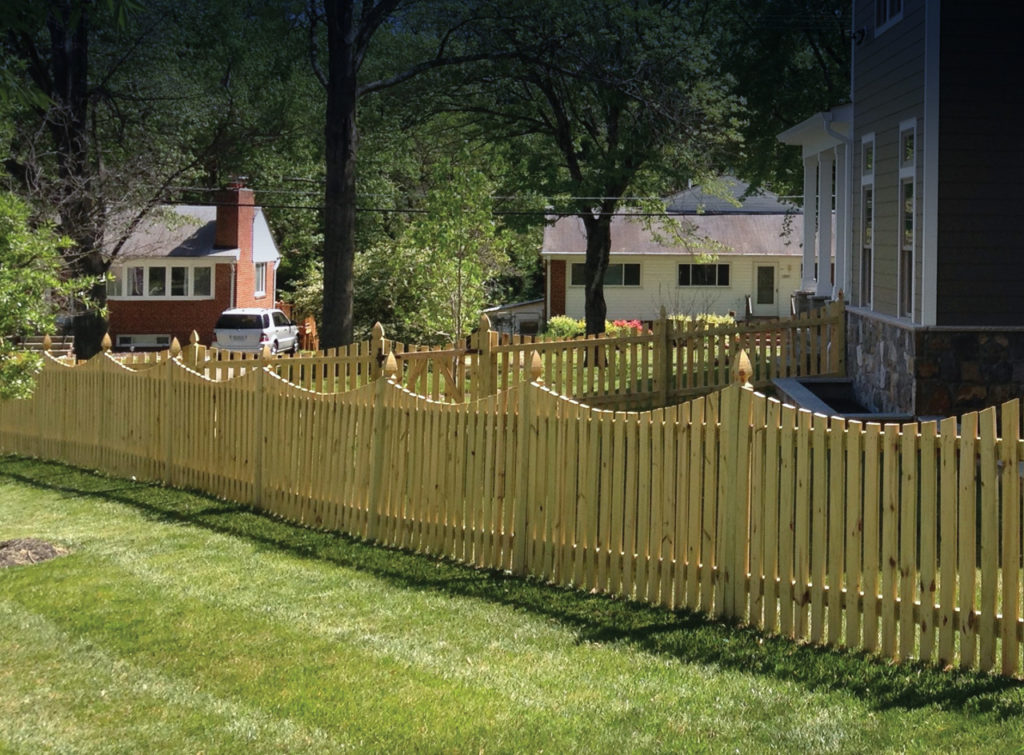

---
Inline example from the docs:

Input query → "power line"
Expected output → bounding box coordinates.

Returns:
[172,199,767,218]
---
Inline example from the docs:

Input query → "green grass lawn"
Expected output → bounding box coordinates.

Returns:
[1,456,1023,753]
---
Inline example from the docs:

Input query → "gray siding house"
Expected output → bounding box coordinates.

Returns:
[780,0,1024,417]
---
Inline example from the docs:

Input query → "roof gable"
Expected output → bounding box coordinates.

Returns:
[114,204,280,262]
[542,212,804,258]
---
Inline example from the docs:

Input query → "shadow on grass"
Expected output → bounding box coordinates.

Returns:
[3,454,1023,718]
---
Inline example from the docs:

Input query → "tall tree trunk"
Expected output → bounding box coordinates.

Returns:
[322,0,358,347]
[48,1,108,358]
[580,212,612,335]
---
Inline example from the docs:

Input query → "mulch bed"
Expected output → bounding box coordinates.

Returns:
[0,538,68,568]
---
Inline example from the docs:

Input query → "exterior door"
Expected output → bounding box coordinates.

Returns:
[753,264,777,317]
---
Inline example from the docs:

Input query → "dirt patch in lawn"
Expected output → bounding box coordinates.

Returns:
[0,538,68,568]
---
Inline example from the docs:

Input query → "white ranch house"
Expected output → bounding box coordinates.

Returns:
[542,179,823,323]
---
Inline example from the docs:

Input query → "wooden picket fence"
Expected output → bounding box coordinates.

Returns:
[104,297,845,410]
[1,342,1023,678]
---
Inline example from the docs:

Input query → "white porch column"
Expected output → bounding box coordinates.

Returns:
[801,156,818,291]
[834,141,851,298]
[816,148,834,298]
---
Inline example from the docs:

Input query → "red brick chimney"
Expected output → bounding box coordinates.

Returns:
[215,181,255,261]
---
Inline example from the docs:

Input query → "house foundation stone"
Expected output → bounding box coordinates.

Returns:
[847,308,1024,419]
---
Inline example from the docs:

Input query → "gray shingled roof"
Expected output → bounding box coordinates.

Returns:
[665,176,796,215]
[542,213,804,257]
[113,205,279,263]
[114,206,230,260]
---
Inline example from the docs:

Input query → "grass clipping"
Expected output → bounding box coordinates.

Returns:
[0,538,68,568]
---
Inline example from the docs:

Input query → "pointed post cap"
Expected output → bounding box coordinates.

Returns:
[189,330,199,345]
[101,333,112,352]
[372,321,385,341]
[169,337,182,358]
[43,334,52,353]
[735,348,753,389]
[528,350,543,383]
[260,344,272,359]
[478,312,491,332]
[383,351,399,381]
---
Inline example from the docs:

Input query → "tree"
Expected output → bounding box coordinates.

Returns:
[710,0,851,195]
[447,0,743,334]
[285,149,541,345]
[311,0,537,347]
[3,0,314,357]
[0,193,94,397]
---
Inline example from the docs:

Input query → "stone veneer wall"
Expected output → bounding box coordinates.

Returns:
[846,310,916,415]
[847,308,1024,418]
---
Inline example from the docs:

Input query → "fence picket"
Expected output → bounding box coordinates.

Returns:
[1000,402,1021,676]
[938,415,958,666]
[899,424,919,661]
[978,408,999,672]
[880,424,899,659]
[918,421,938,663]
[862,423,881,652]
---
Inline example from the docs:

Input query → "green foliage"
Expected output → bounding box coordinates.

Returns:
[544,317,646,340]
[669,312,737,328]
[0,193,96,397]
[544,316,586,340]
[710,0,852,195]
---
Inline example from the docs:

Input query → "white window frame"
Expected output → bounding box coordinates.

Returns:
[860,134,875,308]
[568,262,641,287]
[107,262,216,301]
[898,119,917,319]
[254,261,268,298]
[875,0,903,36]
[677,263,731,287]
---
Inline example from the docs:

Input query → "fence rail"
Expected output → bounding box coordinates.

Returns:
[2,331,1024,678]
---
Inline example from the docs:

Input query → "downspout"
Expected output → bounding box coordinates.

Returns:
[230,262,236,307]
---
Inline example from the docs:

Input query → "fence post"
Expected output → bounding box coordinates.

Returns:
[512,351,542,575]
[471,313,496,401]
[253,346,269,510]
[370,322,386,380]
[367,351,398,542]
[181,330,206,371]
[653,306,670,407]
[833,291,846,376]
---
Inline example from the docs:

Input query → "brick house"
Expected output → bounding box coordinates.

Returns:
[106,183,280,350]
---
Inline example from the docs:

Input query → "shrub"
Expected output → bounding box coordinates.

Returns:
[669,312,736,328]
[544,315,586,339]
[605,319,643,338]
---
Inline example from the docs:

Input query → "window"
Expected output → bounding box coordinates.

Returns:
[875,0,902,33]
[569,263,640,287]
[898,120,917,318]
[193,266,212,297]
[860,134,875,307]
[107,263,215,300]
[678,263,730,287]
[254,261,268,297]
[171,266,188,296]
[116,334,171,351]
[148,266,166,297]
